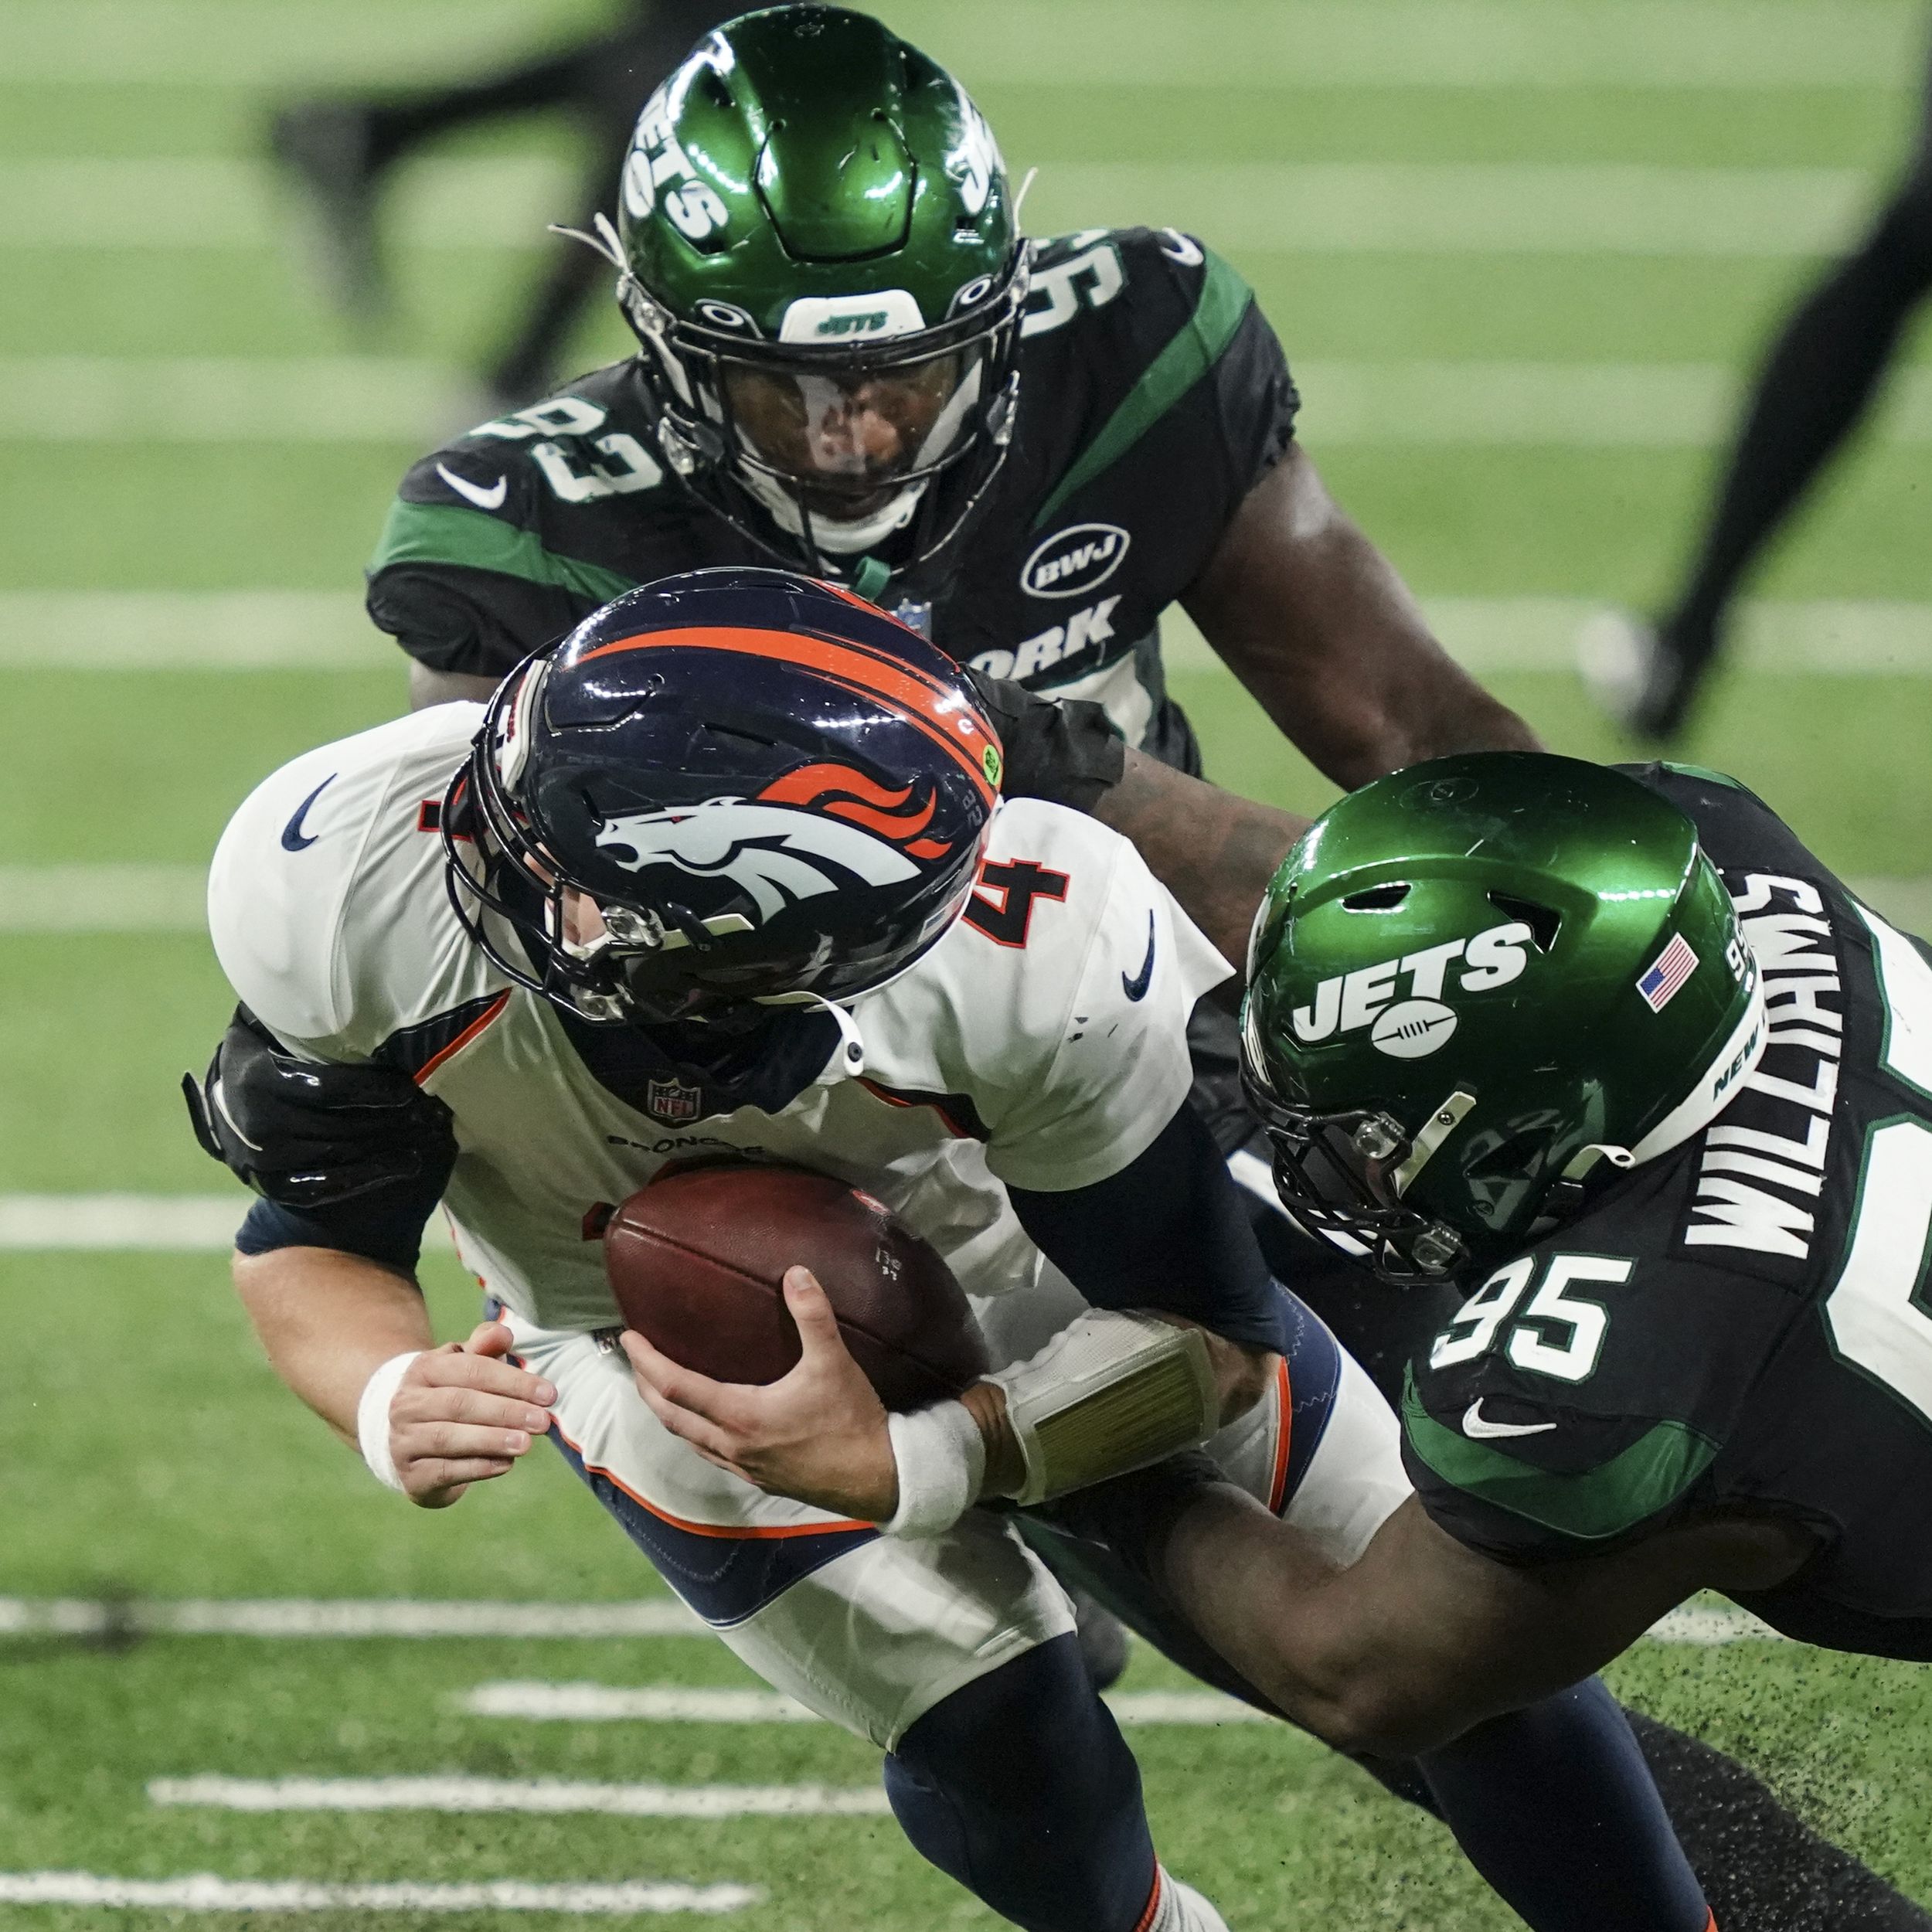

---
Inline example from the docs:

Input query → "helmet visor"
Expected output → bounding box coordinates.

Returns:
[719,345,984,516]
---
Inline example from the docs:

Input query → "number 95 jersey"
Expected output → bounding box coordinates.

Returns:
[1400,764,1932,1659]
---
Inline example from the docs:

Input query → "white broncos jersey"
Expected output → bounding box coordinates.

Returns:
[208,704,1230,1335]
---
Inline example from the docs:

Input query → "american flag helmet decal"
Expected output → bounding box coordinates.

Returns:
[1636,932,1699,1013]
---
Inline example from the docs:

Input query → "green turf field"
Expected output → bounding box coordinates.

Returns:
[5,2,1932,1925]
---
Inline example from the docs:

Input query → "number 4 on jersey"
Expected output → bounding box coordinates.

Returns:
[964,859,1070,947]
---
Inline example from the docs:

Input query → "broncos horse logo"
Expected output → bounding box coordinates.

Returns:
[593,764,952,927]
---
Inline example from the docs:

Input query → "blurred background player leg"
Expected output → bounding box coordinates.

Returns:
[268,0,731,406]
[1582,12,1932,743]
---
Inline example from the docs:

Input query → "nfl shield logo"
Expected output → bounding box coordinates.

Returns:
[645,1075,704,1124]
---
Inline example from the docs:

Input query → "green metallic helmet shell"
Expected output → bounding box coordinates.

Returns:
[602,5,1029,583]
[1240,753,1767,1283]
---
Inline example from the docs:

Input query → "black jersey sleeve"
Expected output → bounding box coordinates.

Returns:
[1198,249,1300,502]
[364,375,664,679]
[365,451,637,678]
[1621,761,1827,881]
[1399,1169,1794,1566]
[1007,1100,1286,1353]
[1022,230,1300,604]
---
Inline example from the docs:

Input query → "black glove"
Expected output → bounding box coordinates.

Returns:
[965,668,1126,814]
[182,1007,457,1209]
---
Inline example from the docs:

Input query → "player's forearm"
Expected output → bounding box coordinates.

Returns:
[1221,539,1540,787]
[232,1245,433,1448]
[1094,752,1307,967]
[1155,1489,1591,1757]
[1187,449,1542,789]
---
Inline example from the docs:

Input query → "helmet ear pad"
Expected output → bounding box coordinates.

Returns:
[446,569,1002,1026]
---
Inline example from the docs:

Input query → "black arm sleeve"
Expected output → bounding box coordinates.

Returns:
[1007,1101,1285,1353]
[184,1007,457,1272]
[965,669,1127,811]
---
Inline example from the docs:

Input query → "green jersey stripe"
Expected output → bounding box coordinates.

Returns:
[1031,248,1255,532]
[369,500,638,604]
[1402,1369,1719,1543]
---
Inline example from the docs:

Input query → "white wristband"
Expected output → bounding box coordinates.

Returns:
[883,1400,986,1539]
[356,1351,423,1494]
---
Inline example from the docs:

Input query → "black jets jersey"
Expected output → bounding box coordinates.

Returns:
[1403,764,1932,1659]
[366,228,1298,770]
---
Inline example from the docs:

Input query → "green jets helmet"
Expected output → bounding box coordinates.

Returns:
[599,4,1028,585]
[1240,753,1767,1284]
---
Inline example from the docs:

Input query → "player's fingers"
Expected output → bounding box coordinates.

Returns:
[392,1385,551,1434]
[414,1349,556,1407]
[395,1419,538,1464]
[461,1320,516,1359]
[408,1457,515,1507]
[619,1329,740,1419]
[781,1269,847,1362]
[631,1375,747,1464]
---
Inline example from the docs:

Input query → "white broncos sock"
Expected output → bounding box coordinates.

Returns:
[1142,1868,1233,1932]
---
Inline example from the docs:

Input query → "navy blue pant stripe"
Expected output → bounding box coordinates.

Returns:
[544,1423,877,1628]
[1274,1281,1342,1515]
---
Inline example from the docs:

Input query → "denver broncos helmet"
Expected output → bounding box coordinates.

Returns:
[444,567,1004,1026]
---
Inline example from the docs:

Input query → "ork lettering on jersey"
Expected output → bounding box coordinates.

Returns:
[1683,873,1842,1261]
[970,597,1123,683]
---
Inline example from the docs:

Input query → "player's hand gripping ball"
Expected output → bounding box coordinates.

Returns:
[603,1160,988,1410]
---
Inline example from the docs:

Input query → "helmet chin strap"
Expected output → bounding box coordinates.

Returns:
[743,465,928,556]
[804,994,866,1081]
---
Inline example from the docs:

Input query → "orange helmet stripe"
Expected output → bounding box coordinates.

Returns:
[577,624,999,803]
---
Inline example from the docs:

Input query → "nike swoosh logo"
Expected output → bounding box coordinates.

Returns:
[1121,911,1156,1002]
[1462,1400,1557,1440]
[280,774,337,852]
[437,463,508,512]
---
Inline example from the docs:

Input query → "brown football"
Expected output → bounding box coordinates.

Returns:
[603,1160,989,1410]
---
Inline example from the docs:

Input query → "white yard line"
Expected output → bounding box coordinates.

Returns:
[8,591,1932,675]
[149,1774,893,1818]
[459,1682,1268,1725]
[13,354,1932,446]
[0,1194,249,1247]
[0,1596,702,1638]
[2,2,1918,90]
[0,590,379,668]
[1168,597,1932,675]
[0,1872,758,1915]
[0,159,1887,260]
[0,1594,1781,1645]
[0,355,468,443]
[1651,1604,1786,1644]
[0,866,209,934]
